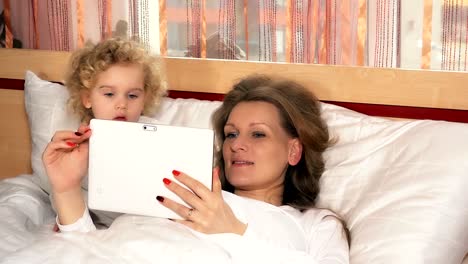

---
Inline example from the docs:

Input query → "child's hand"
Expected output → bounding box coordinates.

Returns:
[42,124,92,194]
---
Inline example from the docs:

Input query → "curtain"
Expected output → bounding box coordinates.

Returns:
[0,0,158,53]
[162,0,468,70]
[2,0,468,71]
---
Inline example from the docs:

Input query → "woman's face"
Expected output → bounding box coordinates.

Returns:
[222,101,301,195]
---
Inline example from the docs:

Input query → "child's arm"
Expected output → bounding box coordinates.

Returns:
[55,202,97,232]
[52,188,86,225]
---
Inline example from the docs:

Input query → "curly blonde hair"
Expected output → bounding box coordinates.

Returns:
[65,38,167,123]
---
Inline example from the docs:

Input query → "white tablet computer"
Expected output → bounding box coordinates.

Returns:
[87,119,214,219]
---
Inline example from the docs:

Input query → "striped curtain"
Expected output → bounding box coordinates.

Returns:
[160,0,468,70]
[440,0,468,71]
[3,0,468,71]
[161,1,368,65]
[0,0,157,53]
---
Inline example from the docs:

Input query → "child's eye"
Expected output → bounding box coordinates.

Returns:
[104,92,114,97]
[225,132,238,139]
[252,131,266,138]
[128,94,139,99]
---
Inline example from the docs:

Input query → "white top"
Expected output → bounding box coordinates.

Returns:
[57,191,349,263]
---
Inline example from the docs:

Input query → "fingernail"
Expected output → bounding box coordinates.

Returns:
[66,142,77,147]
[75,132,83,136]
[172,170,180,176]
[156,196,164,202]
[163,178,171,185]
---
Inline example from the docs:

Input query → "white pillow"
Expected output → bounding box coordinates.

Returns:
[24,71,80,194]
[153,97,222,129]
[24,71,468,263]
[318,103,468,264]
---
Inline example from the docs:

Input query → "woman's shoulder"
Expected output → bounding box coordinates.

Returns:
[299,208,348,243]
[280,206,338,221]
[301,208,350,260]
[302,207,341,221]
[282,206,346,234]
[298,208,345,230]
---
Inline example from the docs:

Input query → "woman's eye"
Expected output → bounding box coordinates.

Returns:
[104,92,114,97]
[128,94,139,99]
[225,132,238,139]
[252,131,266,138]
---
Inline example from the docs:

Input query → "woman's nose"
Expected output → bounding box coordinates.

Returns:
[230,137,247,152]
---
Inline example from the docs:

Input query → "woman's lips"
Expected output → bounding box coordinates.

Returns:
[231,160,254,166]
[113,116,127,121]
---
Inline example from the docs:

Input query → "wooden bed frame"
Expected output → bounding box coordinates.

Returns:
[1,48,468,180]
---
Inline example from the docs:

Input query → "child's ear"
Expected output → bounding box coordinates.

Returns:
[81,91,92,109]
[288,138,303,166]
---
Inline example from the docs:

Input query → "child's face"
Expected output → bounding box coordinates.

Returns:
[81,63,146,122]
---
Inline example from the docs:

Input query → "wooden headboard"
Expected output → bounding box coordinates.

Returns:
[1,48,468,179]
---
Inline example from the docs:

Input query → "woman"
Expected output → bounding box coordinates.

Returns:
[158,75,349,262]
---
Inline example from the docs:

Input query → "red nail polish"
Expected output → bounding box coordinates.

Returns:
[75,132,83,136]
[66,142,77,147]
[172,170,180,176]
[163,178,171,185]
[156,196,164,202]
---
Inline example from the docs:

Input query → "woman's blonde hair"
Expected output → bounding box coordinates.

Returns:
[65,38,167,123]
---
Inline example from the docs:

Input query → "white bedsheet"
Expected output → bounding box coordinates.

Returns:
[0,175,55,258]
[0,175,323,264]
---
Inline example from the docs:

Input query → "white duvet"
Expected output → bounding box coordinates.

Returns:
[0,175,327,264]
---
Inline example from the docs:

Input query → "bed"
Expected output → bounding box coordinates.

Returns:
[0,48,467,263]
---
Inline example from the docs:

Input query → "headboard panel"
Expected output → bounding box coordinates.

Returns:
[164,57,468,111]
[2,48,468,110]
[0,89,31,177]
[1,48,468,179]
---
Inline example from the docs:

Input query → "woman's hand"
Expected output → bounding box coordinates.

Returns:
[42,124,92,194]
[158,168,247,235]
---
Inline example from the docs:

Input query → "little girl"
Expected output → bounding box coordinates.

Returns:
[42,38,167,232]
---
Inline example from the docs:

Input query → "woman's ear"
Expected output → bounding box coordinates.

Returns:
[81,91,92,109]
[288,138,303,166]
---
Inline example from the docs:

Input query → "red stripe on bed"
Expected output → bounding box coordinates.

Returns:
[2,78,468,123]
[168,90,225,101]
[168,91,468,123]
[323,101,468,123]
[0,78,25,90]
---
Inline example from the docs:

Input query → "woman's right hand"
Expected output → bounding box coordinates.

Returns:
[42,124,92,194]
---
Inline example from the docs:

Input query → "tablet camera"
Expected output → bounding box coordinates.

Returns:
[143,124,157,132]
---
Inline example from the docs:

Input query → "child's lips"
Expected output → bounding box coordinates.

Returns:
[113,116,127,121]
